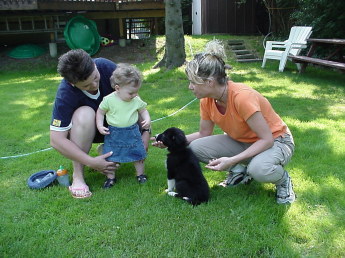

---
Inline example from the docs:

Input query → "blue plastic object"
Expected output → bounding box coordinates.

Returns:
[64,15,101,56]
[27,170,57,189]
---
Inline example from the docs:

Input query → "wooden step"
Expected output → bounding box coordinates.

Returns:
[231,45,246,50]
[233,50,251,55]
[236,54,256,59]
[228,40,244,45]
[237,58,262,63]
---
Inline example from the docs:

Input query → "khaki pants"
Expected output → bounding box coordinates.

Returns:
[189,133,295,184]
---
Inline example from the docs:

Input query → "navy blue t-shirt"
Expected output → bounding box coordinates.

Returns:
[50,58,116,131]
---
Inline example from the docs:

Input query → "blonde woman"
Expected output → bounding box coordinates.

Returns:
[153,40,295,204]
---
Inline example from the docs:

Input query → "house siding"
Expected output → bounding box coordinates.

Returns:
[197,0,267,35]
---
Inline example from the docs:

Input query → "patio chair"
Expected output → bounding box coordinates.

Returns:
[261,26,313,72]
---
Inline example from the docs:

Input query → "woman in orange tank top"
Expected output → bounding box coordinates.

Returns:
[154,40,296,205]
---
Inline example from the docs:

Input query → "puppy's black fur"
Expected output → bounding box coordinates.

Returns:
[156,127,210,206]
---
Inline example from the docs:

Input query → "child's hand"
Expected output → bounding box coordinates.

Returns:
[98,126,110,135]
[141,120,150,129]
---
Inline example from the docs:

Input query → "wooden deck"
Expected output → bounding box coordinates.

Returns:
[0,0,164,39]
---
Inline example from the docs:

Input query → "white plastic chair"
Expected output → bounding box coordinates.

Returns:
[262,26,313,72]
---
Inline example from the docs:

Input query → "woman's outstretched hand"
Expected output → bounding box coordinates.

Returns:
[205,157,234,171]
[150,136,166,148]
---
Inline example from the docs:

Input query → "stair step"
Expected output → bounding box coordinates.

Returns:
[237,58,262,63]
[233,50,251,55]
[236,54,256,59]
[231,45,246,50]
[228,40,244,45]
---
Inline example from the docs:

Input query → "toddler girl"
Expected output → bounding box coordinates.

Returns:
[96,63,151,188]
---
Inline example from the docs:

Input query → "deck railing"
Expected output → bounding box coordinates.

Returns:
[1,0,163,4]
[0,0,164,11]
[0,0,164,36]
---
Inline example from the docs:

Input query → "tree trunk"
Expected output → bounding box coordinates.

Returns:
[153,0,186,69]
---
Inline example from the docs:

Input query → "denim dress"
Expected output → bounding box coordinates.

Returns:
[103,123,147,163]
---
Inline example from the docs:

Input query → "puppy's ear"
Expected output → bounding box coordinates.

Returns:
[173,132,187,147]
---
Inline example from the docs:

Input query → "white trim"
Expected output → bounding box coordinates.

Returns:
[192,0,202,35]
[50,122,72,132]
[82,89,100,99]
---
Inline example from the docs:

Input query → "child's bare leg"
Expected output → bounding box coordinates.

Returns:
[134,160,145,176]
[134,160,147,183]
[103,162,118,189]
[106,163,118,179]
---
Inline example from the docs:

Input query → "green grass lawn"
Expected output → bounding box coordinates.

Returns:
[0,35,344,257]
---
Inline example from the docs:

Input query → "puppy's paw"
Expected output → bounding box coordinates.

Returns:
[167,191,178,197]
[182,197,191,201]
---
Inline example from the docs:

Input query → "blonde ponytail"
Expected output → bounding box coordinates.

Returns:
[185,40,230,85]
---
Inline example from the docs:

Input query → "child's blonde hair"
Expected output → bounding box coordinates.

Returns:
[185,40,231,85]
[110,63,142,89]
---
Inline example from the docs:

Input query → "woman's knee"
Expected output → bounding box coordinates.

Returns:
[189,138,213,164]
[247,158,284,183]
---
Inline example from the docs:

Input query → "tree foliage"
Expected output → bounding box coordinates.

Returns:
[238,0,345,39]
[291,0,345,39]
[262,0,298,35]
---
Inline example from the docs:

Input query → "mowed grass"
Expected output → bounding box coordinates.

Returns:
[0,35,344,257]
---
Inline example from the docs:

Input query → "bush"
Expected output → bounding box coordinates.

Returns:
[291,0,345,39]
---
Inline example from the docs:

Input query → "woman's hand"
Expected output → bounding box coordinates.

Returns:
[205,157,235,171]
[91,152,119,174]
[150,136,166,148]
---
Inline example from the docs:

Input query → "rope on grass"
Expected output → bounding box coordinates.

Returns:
[0,147,53,160]
[0,97,197,160]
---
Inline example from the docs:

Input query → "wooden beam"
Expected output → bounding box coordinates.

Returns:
[119,18,124,38]
[117,2,164,10]
[37,2,117,11]
[84,10,165,20]
[0,1,38,10]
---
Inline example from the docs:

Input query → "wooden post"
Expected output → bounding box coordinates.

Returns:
[50,32,55,42]
[154,17,158,35]
[119,18,124,38]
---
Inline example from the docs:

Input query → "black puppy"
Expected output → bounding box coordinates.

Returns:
[156,127,210,206]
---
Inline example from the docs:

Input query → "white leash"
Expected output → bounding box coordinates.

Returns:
[151,97,197,123]
[0,97,197,160]
[0,147,54,160]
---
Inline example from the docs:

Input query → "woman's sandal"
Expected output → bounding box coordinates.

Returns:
[137,174,147,184]
[103,178,117,189]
